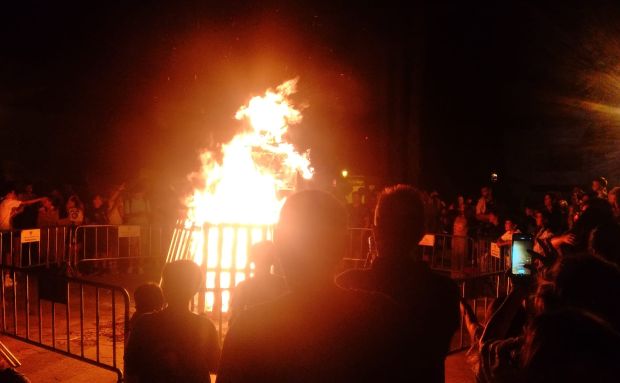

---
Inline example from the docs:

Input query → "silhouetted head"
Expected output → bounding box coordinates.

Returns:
[92,195,104,209]
[589,222,620,266]
[504,218,516,232]
[374,184,425,258]
[545,255,620,329]
[250,240,277,275]
[42,197,54,210]
[522,308,620,383]
[534,210,547,228]
[275,190,347,291]
[592,176,608,193]
[134,283,164,313]
[160,260,202,309]
[481,186,492,198]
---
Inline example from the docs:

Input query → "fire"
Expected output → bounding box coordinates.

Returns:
[180,78,312,313]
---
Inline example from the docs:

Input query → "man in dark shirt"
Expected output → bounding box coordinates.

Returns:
[124,260,220,383]
[218,190,406,383]
[337,184,460,383]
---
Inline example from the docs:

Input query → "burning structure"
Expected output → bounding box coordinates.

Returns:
[166,79,313,326]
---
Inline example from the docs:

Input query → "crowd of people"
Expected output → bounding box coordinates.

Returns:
[0,180,158,234]
[347,176,620,256]
[2,176,620,381]
[120,178,620,382]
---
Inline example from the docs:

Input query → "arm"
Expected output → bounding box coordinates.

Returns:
[461,298,484,345]
[22,197,46,206]
[480,286,528,344]
[107,184,125,214]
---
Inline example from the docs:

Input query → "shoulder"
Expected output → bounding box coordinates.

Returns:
[335,268,373,290]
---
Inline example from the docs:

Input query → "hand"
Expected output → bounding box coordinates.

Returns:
[550,233,576,248]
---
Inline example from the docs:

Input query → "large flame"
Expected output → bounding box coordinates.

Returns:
[182,78,313,313]
[186,78,312,226]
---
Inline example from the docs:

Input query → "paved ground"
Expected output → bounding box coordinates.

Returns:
[1,264,477,382]
[3,333,475,382]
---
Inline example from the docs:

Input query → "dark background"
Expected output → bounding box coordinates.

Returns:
[2,1,620,199]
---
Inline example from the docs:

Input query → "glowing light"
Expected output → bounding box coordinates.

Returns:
[341,169,349,178]
[182,78,313,312]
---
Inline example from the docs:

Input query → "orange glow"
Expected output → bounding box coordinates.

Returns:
[183,78,312,312]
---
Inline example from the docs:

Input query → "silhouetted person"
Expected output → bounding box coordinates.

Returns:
[125,260,220,383]
[521,309,620,383]
[128,283,164,336]
[218,190,406,383]
[229,241,286,325]
[337,184,460,383]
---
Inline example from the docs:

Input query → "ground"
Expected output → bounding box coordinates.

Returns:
[3,333,474,383]
[1,266,476,382]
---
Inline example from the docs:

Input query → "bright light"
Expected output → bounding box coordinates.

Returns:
[341,169,349,178]
[180,78,313,312]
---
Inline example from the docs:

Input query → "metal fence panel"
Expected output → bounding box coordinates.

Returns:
[0,265,130,382]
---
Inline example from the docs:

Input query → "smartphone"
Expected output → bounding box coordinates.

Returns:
[511,233,533,276]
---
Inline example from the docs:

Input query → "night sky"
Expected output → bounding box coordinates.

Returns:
[2,1,620,198]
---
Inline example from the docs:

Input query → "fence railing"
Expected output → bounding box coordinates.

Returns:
[0,225,171,272]
[342,228,375,269]
[0,265,130,381]
[419,233,511,276]
[449,271,511,353]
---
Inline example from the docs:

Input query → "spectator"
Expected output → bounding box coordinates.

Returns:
[107,183,125,225]
[124,185,150,225]
[474,255,620,382]
[521,309,620,383]
[568,187,585,229]
[532,210,553,255]
[451,196,469,273]
[14,183,39,229]
[475,186,496,223]
[565,197,615,254]
[218,190,406,383]
[64,195,84,226]
[543,192,565,234]
[337,185,460,383]
[0,189,44,231]
[0,359,30,383]
[346,191,370,228]
[125,260,220,383]
[522,206,537,235]
[477,210,503,240]
[497,218,520,247]
[86,194,108,224]
[129,283,164,335]
[592,176,608,199]
[37,197,60,227]
[589,222,620,266]
[608,186,620,223]
[229,241,287,326]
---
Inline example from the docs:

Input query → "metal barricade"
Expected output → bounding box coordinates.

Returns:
[0,265,130,382]
[343,228,375,269]
[420,234,477,275]
[1,228,74,269]
[472,239,510,274]
[449,271,511,353]
[73,225,170,270]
